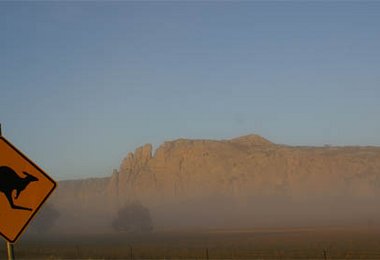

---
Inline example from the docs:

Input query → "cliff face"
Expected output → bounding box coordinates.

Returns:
[110,135,380,203]
[52,134,380,231]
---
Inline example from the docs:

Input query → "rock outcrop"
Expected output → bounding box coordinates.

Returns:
[111,136,380,203]
[52,134,380,232]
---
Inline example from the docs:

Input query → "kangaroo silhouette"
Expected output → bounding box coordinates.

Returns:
[0,166,39,211]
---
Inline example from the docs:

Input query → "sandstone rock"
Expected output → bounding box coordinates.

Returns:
[51,134,380,231]
[120,144,152,173]
[229,134,274,146]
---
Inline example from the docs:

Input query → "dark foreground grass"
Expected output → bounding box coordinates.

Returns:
[2,227,380,259]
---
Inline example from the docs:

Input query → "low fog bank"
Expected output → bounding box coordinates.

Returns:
[151,195,380,230]
[29,136,380,236]
[29,194,380,237]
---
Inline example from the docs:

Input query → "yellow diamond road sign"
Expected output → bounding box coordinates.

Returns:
[0,136,56,243]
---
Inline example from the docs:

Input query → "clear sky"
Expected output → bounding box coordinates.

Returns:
[1,1,379,180]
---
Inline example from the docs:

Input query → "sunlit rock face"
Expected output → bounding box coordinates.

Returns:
[115,134,380,203]
[51,134,380,232]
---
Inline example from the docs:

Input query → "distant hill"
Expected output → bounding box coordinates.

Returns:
[50,134,380,232]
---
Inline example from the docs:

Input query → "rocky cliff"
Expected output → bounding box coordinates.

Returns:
[52,134,380,231]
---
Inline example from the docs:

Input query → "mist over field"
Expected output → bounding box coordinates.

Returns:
[17,134,380,259]
[40,135,380,234]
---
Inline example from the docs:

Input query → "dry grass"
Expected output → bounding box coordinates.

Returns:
[3,227,380,259]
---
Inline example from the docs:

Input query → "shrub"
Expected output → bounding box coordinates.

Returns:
[112,202,153,233]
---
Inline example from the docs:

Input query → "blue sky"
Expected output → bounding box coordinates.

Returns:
[1,2,379,180]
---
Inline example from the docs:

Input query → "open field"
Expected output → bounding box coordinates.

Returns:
[1,227,380,259]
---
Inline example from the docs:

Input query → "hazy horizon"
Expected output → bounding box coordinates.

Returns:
[1,2,379,180]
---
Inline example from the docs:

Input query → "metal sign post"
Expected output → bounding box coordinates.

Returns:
[6,240,15,260]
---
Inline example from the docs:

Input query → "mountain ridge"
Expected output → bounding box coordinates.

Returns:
[51,134,380,232]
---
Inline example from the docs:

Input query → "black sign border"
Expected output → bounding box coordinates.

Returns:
[0,136,57,243]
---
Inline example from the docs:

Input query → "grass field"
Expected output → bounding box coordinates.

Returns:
[2,227,380,259]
